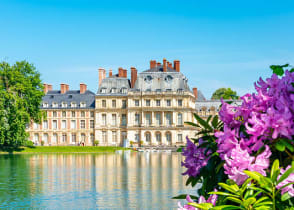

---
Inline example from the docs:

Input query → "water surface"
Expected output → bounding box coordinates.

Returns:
[0,152,194,209]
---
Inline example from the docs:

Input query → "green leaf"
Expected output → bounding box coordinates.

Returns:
[243,170,262,182]
[209,191,239,198]
[280,138,294,152]
[224,197,242,204]
[193,113,212,131]
[277,166,294,184]
[243,197,256,208]
[271,159,279,179]
[188,202,213,210]
[218,183,239,194]
[185,121,200,127]
[281,192,291,201]
[211,205,243,210]
[211,115,219,128]
[275,141,286,152]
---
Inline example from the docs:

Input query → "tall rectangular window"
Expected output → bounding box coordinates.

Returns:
[166,99,171,107]
[146,113,151,126]
[135,114,140,126]
[72,134,76,143]
[146,100,150,106]
[53,120,57,129]
[90,133,94,143]
[43,120,48,129]
[102,131,107,143]
[112,114,117,126]
[80,120,85,129]
[156,113,161,126]
[72,111,75,117]
[62,134,67,143]
[112,131,117,143]
[52,133,58,144]
[156,100,161,106]
[102,114,107,126]
[62,120,66,129]
[122,114,127,126]
[33,123,39,130]
[122,100,127,109]
[53,111,57,117]
[112,100,116,108]
[178,99,183,107]
[81,111,85,117]
[135,100,139,106]
[90,111,94,117]
[90,120,94,128]
[135,134,140,142]
[62,111,66,117]
[71,120,76,129]
[178,134,183,142]
[166,113,172,126]
[178,113,183,125]
[102,100,106,108]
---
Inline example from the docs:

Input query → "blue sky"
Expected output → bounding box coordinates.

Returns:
[1,0,294,98]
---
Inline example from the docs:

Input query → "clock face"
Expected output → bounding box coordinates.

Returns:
[144,75,153,83]
[165,75,173,83]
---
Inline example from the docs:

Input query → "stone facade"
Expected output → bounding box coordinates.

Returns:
[27,58,239,146]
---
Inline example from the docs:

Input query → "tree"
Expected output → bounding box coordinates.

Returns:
[211,87,238,100]
[0,61,44,148]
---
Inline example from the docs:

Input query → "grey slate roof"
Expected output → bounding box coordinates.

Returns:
[42,90,95,109]
[97,75,131,95]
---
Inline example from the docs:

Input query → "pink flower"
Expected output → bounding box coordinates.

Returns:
[178,192,218,210]
[276,166,294,197]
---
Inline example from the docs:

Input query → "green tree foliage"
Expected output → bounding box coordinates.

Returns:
[211,88,238,100]
[0,61,44,148]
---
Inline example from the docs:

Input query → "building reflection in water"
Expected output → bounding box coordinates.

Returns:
[0,152,194,209]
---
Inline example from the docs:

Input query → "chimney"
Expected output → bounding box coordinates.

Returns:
[163,58,167,72]
[43,83,49,94]
[118,67,124,77]
[193,88,198,100]
[150,60,156,69]
[99,68,106,86]
[60,84,67,94]
[109,69,112,77]
[131,67,137,88]
[157,62,161,67]
[65,84,69,92]
[174,60,180,72]
[123,69,128,78]
[167,62,172,69]
[80,83,87,94]
[48,84,53,91]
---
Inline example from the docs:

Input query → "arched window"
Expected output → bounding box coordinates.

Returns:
[156,132,161,143]
[145,132,151,142]
[121,87,128,94]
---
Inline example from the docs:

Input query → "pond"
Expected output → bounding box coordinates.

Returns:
[0,152,194,209]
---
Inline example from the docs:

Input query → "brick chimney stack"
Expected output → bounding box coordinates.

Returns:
[131,67,137,88]
[60,84,67,94]
[174,60,180,72]
[157,62,161,67]
[123,69,128,78]
[150,60,156,69]
[65,84,69,92]
[167,61,172,69]
[163,58,167,72]
[48,84,52,91]
[80,83,87,94]
[193,88,198,100]
[109,69,112,77]
[99,68,106,86]
[43,83,49,94]
[118,67,124,77]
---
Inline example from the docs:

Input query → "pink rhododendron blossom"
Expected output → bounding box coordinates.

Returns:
[276,166,294,197]
[178,193,218,210]
[224,145,271,185]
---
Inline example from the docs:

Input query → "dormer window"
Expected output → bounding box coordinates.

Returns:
[100,88,107,93]
[110,88,117,93]
[80,102,86,108]
[166,89,172,92]
[165,75,173,83]
[61,102,67,108]
[121,88,127,94]
[43,102,49,108]
[156,89,161,92]
[71,102,77,108]
[52,102,58,108]
[144,75,153,83]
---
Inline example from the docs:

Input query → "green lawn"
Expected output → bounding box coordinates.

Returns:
[0,146,130,154]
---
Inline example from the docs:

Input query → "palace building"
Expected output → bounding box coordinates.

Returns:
[27,58,231,146]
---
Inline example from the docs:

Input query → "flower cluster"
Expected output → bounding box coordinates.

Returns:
[178,193,217,210]
[277,165,294,196]
[216,71,294,184]
[181,137,210,177]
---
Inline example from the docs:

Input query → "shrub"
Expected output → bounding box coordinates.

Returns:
[41,141,44,146]
[25,140,34,148]
[94,140,99,146]
[176,65,294,210]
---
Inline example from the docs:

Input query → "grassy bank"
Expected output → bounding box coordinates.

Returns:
[0,146,130,154]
